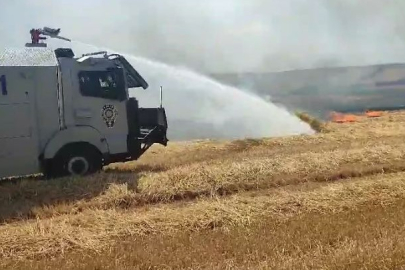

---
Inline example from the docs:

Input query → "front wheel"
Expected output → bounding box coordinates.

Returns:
[49,144,102,178]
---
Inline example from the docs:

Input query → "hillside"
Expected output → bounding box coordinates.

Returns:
[210,63,405,119]
[2,111,405,269]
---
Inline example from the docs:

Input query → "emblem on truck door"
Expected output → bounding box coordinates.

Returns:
[101,104,118,128]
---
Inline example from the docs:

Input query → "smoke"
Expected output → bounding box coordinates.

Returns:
[2,1,405,73]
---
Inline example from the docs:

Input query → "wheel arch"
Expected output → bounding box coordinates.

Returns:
[54,141,103,159]
[43,126,110,160]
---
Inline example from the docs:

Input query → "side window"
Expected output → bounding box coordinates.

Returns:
[78,69,126,100]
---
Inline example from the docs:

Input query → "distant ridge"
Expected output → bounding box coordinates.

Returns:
[210,62,405,119]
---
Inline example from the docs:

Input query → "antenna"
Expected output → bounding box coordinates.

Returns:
[160,86,163,108]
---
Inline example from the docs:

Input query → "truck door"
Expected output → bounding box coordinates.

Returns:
[0,68,39,178]
[72,68,129,155]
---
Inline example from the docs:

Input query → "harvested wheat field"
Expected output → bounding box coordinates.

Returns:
[3,111,405,269]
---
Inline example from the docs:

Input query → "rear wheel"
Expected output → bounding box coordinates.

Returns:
[49,144,102,178]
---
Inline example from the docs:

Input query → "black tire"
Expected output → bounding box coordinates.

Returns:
[51,144,102,178]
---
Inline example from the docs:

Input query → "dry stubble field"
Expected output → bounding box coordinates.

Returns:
[2,111,405,269]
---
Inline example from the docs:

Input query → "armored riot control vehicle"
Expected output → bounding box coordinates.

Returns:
[0,29,168,178]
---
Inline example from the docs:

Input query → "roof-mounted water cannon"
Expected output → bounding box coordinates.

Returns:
[25,27,71,48]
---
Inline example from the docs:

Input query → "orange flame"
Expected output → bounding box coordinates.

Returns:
[329,110,383,123]
[365,110,383,118]
[329,112,357,123]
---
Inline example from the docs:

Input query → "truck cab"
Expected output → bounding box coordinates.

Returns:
[0,47,168,179]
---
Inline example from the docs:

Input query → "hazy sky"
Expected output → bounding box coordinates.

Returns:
[2,0,405,73]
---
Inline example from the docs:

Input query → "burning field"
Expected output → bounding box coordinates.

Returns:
[2,110,405,269]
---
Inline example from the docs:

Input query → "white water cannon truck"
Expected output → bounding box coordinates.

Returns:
[0,28,168,179]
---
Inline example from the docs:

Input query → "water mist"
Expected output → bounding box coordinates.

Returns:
[60,41,314,141]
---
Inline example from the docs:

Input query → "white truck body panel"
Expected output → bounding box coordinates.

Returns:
[0,48,60,178]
